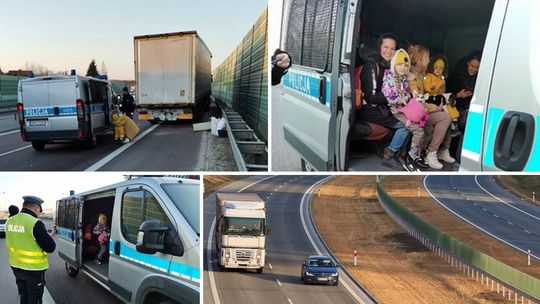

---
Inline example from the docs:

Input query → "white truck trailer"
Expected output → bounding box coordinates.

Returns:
[134,31,211,122]
[215,193,268,273]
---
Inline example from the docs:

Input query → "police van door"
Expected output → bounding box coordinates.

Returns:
[461,0,540,171]
[280,0,344,171]
[88,79,108,133]
[108,186,174,303]
[55,198,82,267]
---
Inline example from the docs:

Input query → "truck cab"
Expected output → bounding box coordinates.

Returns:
[55,177,200,304]
[17,74,113,150]
[215,193,268,273]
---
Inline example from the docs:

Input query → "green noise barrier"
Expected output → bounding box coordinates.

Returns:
[212,8,268,142]
[376,180,540,301]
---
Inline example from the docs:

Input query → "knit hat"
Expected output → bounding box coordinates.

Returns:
[391,49,411,73]
[434,58,445,69]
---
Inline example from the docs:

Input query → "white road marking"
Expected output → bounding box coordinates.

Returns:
[507,221,513,225]
[475,176,540,222]
[494,215,499,218]
[524,230,531,234]
[0,129,20,137]
[424,176,540,260]
[288,298,294,304]
[269,263,273,270]
[84,124,159,171]
[44,287,55,304]
[207,218,222,304]
[0,144,32,157]
[276,279,282,286]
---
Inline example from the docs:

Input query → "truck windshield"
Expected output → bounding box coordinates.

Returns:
[224,217,265,236]
[162,183,199,235]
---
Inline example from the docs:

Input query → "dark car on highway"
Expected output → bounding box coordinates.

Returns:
[300,255,339,286]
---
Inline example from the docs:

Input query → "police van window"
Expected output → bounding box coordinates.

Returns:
[121,190,171,245]
[162,183,199,235]
[56,199,77,230]
[281,0,339,71]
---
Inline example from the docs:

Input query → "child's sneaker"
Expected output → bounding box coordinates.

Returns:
[425,151,443,169]
[438,149,455,163]
[96,258,103,265]
[403,154,422,172]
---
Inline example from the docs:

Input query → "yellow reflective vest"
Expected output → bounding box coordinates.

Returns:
[5,213,48,270]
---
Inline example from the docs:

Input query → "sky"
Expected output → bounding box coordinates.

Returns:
[0,1,267,80]
[0,173,126,212]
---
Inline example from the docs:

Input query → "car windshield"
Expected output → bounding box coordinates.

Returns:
[308,258,334,267]
[223,217,265,236]
[162,182,199,235]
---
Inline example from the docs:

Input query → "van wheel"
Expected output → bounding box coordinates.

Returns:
[31,141,46,151]
[301,159,315,172]
[85,135,97,149]
[65,263,79,277]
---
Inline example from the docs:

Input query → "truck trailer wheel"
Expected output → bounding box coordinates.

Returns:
[65,263,79,277]
[31,141,46,151]
[257,267,263,274]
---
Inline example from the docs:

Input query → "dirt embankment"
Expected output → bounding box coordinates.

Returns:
[381,176,540,279]
[495,176,540,208]
[203,175,247,197]
[312,176,515,304]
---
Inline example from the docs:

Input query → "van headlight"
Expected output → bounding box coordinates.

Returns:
[331,272,338,276]
[305,271,313,276]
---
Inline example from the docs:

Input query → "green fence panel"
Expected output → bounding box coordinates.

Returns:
[377,181,540,301]
[212,8,268,141]
[0,75,25,108]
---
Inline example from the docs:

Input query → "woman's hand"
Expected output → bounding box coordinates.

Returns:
[457,89,472,99]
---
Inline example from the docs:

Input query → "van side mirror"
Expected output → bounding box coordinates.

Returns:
[136,220,168,254]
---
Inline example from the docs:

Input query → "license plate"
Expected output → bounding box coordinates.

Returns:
[29,120,47,126]
[317,278,328,281]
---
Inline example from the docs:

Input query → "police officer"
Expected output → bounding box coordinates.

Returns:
[5,196,56,304]
[120,86,135,119]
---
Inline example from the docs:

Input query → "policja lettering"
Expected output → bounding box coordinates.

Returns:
[7,224,25,233]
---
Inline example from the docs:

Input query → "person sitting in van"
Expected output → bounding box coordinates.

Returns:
[93,213,110,265]
[120,87,135,119]
[448,50,481,130]
[356,33,410,171]
[424,55,461,138]
[382,49,428,171]
[408,45,454,169]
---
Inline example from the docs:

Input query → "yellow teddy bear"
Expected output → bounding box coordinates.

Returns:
[111,112,126,141]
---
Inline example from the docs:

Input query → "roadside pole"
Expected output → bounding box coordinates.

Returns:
[353,250,357,267]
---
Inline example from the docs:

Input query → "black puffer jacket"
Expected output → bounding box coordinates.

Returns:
[356,54,398,128]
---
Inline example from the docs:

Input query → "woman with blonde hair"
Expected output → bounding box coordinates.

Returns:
[407,44,454,169]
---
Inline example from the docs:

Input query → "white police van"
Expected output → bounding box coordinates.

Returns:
[55,177,200,304]
[279,0,540,171]
[17,73,113,150]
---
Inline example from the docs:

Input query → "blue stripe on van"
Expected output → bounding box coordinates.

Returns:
[110,240,199,284]
[463,110,484,155]
[282,70,331,106]
[24,104,105,118]
[524,116,540,171]
[482,107,505,167]
[56,227,75,241]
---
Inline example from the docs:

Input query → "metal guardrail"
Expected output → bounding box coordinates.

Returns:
[376,179,540,303]
[219,101,267,171]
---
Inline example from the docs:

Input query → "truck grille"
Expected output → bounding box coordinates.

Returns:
[234,249,254,261]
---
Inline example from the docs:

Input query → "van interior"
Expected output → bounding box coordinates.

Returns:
[80,194,115,280]
[348,0,496,171]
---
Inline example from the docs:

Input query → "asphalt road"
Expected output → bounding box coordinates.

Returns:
[204,175,369,304]
[0,237,121,304]
[0,111,209,171]
[424,175,540,259]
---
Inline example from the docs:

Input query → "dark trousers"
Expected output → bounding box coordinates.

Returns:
[12,268,46,304]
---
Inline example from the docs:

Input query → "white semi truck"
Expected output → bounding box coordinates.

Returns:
[215,193,268,273]
[134,31,211,122]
